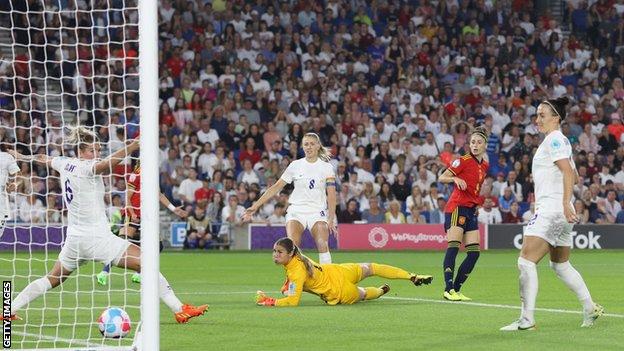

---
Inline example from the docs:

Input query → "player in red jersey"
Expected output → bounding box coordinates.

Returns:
[438,127,489,301]
[97,164,188,285]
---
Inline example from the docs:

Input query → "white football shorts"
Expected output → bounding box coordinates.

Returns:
[285,206,328,230]
[523,211,574,247]
[59,226,131,271]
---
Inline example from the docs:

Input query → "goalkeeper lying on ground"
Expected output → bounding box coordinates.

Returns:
[256,237,433,306]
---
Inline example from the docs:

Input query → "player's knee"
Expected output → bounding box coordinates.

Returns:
[517,256,536,271]
[315,238,328,251]
[549,260,570,274]
[360,263,372,277]
[465,243,480,257]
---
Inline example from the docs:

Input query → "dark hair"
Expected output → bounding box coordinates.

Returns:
[275,237,315,277]
[470,126,489,143]
[541,96,569,120]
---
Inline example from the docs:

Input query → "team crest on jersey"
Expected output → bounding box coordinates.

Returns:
[550,139,562,149]
[451,159,460,168]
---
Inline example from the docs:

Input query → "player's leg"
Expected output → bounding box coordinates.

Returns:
[501,235,550,331]
[96,263,111,286]
[285,219,305,247]
[113,243,207,323]
[357,285,390,302]
[310,220,331,264]
[357,263,432,286]
[10,260,74,318]
[453,217,481,301]
[443,208,463,300]
[549,246,603,327]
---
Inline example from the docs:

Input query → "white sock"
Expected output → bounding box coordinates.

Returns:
[159,273,183,313]
[11,277,52,313]
[550,261,594,313]
[318,251,332,264]
[518,257,538,324]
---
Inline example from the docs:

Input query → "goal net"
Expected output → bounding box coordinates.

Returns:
[0,1,158,349]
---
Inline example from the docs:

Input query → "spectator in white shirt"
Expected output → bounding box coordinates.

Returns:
[266,202,287,225]
[599,165,616,185]
[614,163,624,190]
[521,202,536,223]
[219,194,246,240]
[197,119,220,148]
[237,159,261,186]
[499,171,523,202]
[177,168,203,206]
[477,198,502,224]
[17,193,46,223]
[604,190,622,223]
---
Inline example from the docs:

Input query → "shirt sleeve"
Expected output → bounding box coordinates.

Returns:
[275,264,307,307]
[280,162,294,184]
[447,157,465,176]
[50,157,67,173]
[547,133,572,162]
[324,163,336,182]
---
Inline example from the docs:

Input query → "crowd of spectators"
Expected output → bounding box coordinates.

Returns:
[2,1,624,250]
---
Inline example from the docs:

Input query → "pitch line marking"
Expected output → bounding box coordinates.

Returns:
[380,296,624,318]
[177,291,624,318]
[13,331,99,347]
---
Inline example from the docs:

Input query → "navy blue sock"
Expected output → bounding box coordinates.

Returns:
[443,241,460,292]
[188,238,199,249]
[102,264,111,273]
[454,244,480,292]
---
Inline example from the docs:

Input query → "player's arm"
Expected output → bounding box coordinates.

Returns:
[6,171,21,192]
[159,192,188,218]
[125,184,138,219]
[94,138,140,175]
[242,178,287,221]
[555,158,578,223]
[326,177,337,235]
[257,271,306,307]
[8,150,53,167]
[438,168,467,190]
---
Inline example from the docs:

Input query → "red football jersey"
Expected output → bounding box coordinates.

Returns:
[122,170,141,218]
[444,154,489,213]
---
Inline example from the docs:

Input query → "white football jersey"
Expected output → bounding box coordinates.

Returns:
[281,158,335,212]
[52,157,109,233]
[532,130,574,212]
[0,152,20,219]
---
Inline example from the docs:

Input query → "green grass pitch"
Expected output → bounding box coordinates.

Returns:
[3,250,623,350]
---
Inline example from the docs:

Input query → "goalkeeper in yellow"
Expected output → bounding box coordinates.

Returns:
[256,237,433,306]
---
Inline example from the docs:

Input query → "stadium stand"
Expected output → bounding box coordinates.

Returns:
[2,0,624,248]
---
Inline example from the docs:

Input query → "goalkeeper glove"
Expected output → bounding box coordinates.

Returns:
[255,290,276,306]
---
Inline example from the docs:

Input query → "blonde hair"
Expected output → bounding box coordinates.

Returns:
[66,126,98,152]
[303,132,332,162]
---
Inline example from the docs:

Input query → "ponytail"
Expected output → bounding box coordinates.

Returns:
[304,132,332,162]
[275,237,316,278]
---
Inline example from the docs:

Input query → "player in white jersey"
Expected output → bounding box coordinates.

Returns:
[0,145,21,231]
[243,132,337,264]
[501,97,603,331]
[4,127,207,324]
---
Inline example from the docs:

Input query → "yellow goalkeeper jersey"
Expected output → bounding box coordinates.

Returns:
[275,257,362,306]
